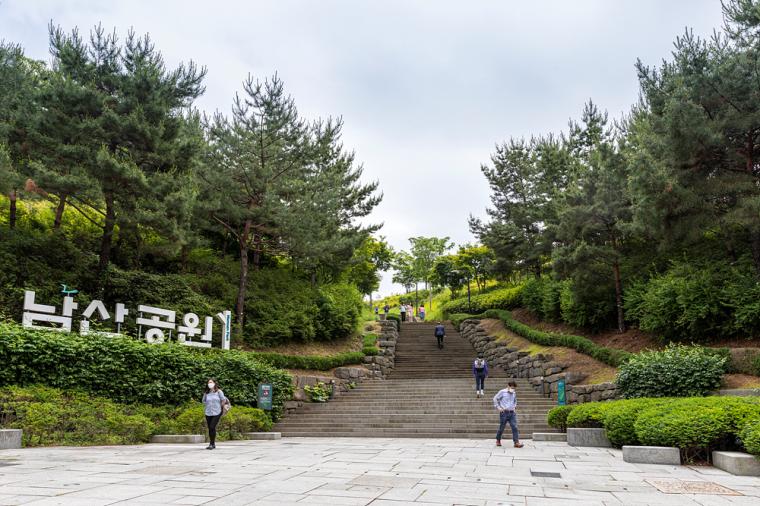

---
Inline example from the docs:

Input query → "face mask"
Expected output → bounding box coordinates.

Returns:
[208,383,215,389]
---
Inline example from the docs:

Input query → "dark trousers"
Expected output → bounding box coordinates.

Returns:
[401,312,406,322]
[206,414,221,444]
[496,410,519,443]
[475,374,486,391]
[436,335,444,348]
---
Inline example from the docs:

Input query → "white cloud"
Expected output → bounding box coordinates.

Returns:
[0,0,725,296]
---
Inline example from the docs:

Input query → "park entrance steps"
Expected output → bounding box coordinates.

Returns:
[275,322,557,438]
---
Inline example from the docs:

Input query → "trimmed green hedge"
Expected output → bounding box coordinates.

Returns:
[0,324,293,420]
[0,385,272,447]
[250,351,366,370]
[547,405,573,432]
[456,309,631,368]
[617,344,727,398]
[441,285,523,315]
[556,396,760,460]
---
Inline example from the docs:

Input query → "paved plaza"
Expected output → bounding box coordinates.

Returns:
[1,438,759,505]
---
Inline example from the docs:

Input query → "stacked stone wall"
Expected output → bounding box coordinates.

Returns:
[284,320,398,415]
[460,318,620,404]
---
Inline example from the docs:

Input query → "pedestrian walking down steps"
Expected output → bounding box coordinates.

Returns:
[493,380,524,448]
[473,353,488,398]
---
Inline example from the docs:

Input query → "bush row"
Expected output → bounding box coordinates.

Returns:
[624,260,760,342]
[251,351,366,370]
[479,309,632,367]
[0,324,294,420]
[441,285,523,315]
[521,277,615,331]
[548,396,760,461]
[0,385,271,447]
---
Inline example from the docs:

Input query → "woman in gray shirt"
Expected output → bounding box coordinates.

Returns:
[202,378,227,450]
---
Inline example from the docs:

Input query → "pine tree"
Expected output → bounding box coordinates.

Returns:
[47,24,206,275]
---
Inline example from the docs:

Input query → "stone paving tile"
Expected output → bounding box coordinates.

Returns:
[1,438,759,505]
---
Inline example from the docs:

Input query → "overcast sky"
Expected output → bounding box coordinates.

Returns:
[0,0,725,297]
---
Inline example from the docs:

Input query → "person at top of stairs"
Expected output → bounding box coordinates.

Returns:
[434,321,445,349]
[473,353,488,398]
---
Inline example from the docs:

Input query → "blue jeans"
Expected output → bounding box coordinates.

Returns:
[475,374,486,391]
[497,410,519,443]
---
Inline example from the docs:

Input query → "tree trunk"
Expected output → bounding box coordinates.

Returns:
[612,260,625,333]
[53,194,67,230]
[235,220,253,339]
[236,244,249,339]
[98,191,116,277]
[8,190,16,229]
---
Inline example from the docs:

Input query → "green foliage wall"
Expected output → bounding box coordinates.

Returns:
[0,324,294,419]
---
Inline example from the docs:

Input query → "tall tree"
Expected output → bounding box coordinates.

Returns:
[48,24,206,275]
[456,244,495,293]
[409,236,452,310]
[554,105,633,333]
[634,1,760,274]
[346,236,394,307]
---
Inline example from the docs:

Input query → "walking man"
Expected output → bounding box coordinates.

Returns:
[400,303,407,322]
[493,380,524,448]
[434,321,445,349]
[473,352,488,398]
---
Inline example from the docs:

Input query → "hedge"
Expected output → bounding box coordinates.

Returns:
[455,309,631,368]
[441,285,523,315]
[0,385,271,447]
[547,405,573,432]
[556,397,760,461]
[0,324,294,420]
[250,351,366,370]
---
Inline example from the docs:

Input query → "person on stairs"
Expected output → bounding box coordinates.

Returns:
[493,380,524,448]
[399,303,407,322]
[473,353,489,398]
[434,321,445,349]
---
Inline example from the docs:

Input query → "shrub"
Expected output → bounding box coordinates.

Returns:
[547,405,574,432]
[169,403,271,439]
[0,385,159,446]
[520,277,562,322]
[250,351,365,370]
[565,402,614,428]
[616,344,726,398]
[739,418,760,456]
[624,261,760,342]
[314,284,363,341]
[602,398,669,447]
[482,309,631,367]
[0,324,293,419]
[634,402,731,461]
[548,397,760,457]
[441,285,523,315]
[304,382,332,402]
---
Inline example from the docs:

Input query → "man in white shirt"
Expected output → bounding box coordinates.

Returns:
[493,380,524,448]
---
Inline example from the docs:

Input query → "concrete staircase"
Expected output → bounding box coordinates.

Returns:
[275,322,557,438]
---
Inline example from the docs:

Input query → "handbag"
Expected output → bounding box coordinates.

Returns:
[219,391,231,416]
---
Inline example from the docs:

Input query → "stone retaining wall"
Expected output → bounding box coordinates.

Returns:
[460,318,621,404]
[284,320,398,415]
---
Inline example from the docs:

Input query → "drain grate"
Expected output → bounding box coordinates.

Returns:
[531,471,561,478]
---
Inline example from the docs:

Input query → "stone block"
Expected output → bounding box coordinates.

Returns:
[567,428,611,448]
[712,451,760,476]
[532,432,567,442]
[0,429,22,449]
[243,432,281,440]
[623,446,681,465]
[150,434,205,444]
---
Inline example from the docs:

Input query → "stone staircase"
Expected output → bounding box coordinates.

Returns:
[274,321,557,438]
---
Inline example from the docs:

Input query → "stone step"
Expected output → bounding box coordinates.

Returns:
[279,432,536,439]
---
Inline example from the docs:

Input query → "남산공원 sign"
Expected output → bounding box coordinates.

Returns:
[21,290,232,350]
